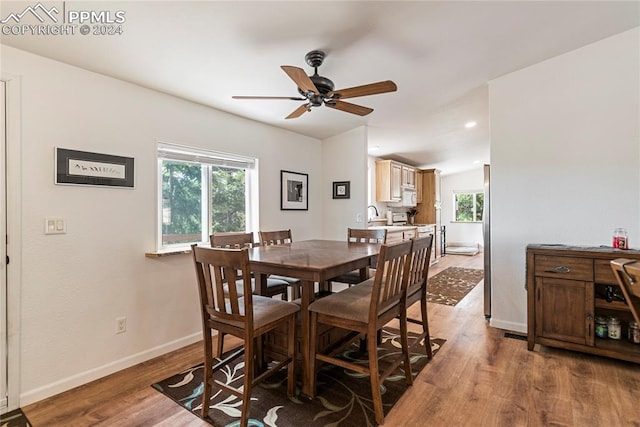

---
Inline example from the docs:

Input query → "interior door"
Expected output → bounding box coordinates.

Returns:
[0,80,7,411]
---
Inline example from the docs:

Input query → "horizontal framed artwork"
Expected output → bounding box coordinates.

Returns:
[55,147,134,188]
[333,181,350,199]
[281,170,308,210]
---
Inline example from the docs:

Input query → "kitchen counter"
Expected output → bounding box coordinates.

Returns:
[368,225,418,244]
[368,225,417,231]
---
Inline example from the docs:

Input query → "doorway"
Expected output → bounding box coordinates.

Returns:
[1,80,6,413]
[1,74,22,413]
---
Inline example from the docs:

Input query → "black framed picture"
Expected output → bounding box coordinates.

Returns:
[333,181,350,199]
[55,147,135,188]
[281,170,308,210]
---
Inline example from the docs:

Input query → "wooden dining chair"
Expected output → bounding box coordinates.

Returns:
[400,235,434,358]
[210,232,290,357]
[258,229,293,246]
[328,228,388,289]
[308,240,414,425]
[191,245,299,427]
[611,258,640,325]
[210,232,289,299]
[258,229,302,299]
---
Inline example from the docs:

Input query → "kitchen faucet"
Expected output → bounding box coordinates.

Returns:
[367,205,379,221]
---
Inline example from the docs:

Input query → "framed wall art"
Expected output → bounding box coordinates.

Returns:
[55,147,135,188]
[332,181,350,199]
[280,170,308,210]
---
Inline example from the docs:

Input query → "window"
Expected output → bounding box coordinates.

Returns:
[157,142,257,249]
[454,191,484,222]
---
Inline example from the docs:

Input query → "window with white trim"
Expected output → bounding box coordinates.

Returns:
[157,142,258,250]
[453,190,484,222]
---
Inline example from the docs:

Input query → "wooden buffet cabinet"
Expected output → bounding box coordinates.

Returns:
[527,244,640,364]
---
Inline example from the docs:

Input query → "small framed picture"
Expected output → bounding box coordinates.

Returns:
[281,170,308,210]
[333,181,350,199]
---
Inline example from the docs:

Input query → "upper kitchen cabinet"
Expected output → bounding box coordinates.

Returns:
[375,160,417,202]
[375,160,403,202]
[401,165,416,189]
[415,169,441,224]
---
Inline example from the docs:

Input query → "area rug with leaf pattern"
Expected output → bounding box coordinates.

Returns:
[427,267,484,306]
[152,328,444,426]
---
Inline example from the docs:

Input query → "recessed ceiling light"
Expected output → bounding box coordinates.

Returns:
[465,121,477,128]
[369,146,380,151]
[473,160,481,164]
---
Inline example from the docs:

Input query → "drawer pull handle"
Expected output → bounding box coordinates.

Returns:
[545,265,571,274]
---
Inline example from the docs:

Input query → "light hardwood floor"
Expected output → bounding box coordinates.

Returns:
[22,253,640,426]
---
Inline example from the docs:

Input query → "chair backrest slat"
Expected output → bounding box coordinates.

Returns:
[371,240,413,317]
[259,229,293,246]
[347,228,387,244]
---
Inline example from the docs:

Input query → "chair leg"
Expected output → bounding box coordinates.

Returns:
[308,311,319,397]
[399,307,413,385]
[241,334,255,427]
[368,328,385,425]
[421,294,433,359]
[202,329,213,418]
[286,314,296,397]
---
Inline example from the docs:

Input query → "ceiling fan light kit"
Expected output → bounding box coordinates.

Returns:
[232,50,397,119]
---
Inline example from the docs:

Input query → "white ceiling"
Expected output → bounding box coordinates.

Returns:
[2,1,639,175]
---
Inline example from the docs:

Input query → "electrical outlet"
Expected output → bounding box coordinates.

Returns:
[116,317,127,334]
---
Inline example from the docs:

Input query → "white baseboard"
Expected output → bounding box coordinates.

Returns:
[20,332,202,406]
[489,318,527,334]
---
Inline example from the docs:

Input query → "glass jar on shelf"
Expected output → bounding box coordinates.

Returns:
[595,316,608,338]
[607,317,622,340]
[629,321,640,344]
[613,228,628,250]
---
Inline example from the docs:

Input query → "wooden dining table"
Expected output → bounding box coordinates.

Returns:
[248,239,380,397]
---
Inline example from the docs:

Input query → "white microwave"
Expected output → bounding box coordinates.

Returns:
[402,189,417,207]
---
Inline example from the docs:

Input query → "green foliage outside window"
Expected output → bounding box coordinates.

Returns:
[161,161,246,245]
[162,161,202,244]
[455,192,484,222]
[211,167,246,232]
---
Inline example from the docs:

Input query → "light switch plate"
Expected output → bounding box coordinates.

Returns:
[45,218,66,234]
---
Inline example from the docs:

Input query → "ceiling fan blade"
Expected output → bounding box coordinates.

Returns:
[285,104,311,119]
[232,96,306,100]
[326,100,373,116]
[281,66,319,95]
[329,80,397,99]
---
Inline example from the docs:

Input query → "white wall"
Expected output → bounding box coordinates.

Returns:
[441,168,484,246]
[489,28,640,333]
[322,126,368,240]
[1,45,323,405]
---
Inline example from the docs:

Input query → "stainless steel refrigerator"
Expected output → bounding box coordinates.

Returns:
[483,164,491,318]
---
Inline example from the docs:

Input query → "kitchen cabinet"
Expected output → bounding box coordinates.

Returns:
[369,226,417,245]
[527,245,640,364]
[375,160,403,202]
[415,169,441,257]
[401,166,416,189]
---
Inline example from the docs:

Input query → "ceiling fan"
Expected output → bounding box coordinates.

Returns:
[232,50,397,119]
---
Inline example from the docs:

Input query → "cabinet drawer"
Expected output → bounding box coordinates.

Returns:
[534,255,593,281]
[594,259,618,285]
